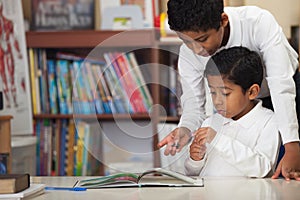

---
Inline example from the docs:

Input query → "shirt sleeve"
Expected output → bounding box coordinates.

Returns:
[253,9,299,144]
[184,156,206,176]
[177,45,208,132]
[210,116,280,177]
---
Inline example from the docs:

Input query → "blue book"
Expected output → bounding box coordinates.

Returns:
[47,60,58,114]
[56,60,72,114]
[73,60,92,114]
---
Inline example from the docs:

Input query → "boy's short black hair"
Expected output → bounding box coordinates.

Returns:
[205,46,264,93]
[167,0,224,32]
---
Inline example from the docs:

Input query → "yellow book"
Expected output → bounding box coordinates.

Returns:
[28,48,37,115]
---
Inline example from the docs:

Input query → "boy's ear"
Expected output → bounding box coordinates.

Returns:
[221,13,229,27]
[248,84,260,100]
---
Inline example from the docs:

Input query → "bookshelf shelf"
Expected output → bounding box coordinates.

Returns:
[26,30,156,48]
[159,116,180,123]
[33,113,151,120]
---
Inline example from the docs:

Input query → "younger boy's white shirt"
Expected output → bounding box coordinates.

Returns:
[177,6,299,144]
[184,101,280,177]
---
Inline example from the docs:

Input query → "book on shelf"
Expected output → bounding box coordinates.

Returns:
[0,154,8,174]
[74,168,203,188]
[96,63,127,114]
[126,52,153,111]
[114,52,147,113]
[47,59,59,114]
[0,183,45,200]
[34,119,103,176]
[27,50,152,115]
[103,53,134,114]
[99,0,158,28]
[56,60,71,114]
[0,174,30,194]
[32,0,95,30]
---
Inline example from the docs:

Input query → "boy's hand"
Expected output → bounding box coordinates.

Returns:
[193,127,217,144]
[189,127,217,161]
[190,139,206,161]
[157,127,191,156]
[272,142,300,181]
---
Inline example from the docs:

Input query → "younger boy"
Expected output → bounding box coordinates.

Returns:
[185,47,280,177]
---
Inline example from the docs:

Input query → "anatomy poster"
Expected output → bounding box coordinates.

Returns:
[0,0,33,135]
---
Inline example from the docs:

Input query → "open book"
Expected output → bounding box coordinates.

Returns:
[74,168,203,188]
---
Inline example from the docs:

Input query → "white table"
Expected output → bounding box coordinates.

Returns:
[30,176,300,200]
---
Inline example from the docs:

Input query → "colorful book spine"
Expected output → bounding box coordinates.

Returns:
[47,60,58,114]
[75,121,85,176]
[101,56,134,113]
[97,64,127,114]
[90,61,112,114]
[104,53,138,113]
[81,61,96,114]
[60,119,68,176]
[72,60,90,114]
[28,48,37,115]
[65,120,75,176]
[84,61,104,114]
[33,49,41,114]
[56,60,71,114]
[114,52,147,113]
[126,52,153,111]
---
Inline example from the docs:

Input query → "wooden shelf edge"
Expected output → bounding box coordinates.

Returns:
[159,116,180,123]
[26,30,156,48]
[33,113,151,120]
[0,115,13,120]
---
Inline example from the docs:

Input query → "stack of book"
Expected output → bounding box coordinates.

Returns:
[0,174,44,199]
[28,50,153,115]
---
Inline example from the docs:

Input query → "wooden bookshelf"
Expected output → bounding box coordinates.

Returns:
[0,115,13,174]
[26,30,181,174]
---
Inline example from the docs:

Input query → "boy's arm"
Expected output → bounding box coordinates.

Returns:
[157,45,208,153]
[177,44,208,132]
[184,155,205,176]
[208,118,280,177]
[254,10,299,143]
[253,8,300,179]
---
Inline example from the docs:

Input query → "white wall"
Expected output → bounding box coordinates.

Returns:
[245,0,300,38]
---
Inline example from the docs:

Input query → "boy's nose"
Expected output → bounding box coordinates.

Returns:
[214,94,224,105]
[192,42,204,54]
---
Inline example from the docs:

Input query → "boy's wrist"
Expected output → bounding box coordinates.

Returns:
[284,142,300,153]
[178,126,192,138]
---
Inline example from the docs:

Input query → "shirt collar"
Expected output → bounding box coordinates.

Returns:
[223,7,242,49]
[219,100,264,129]
[234,100,264,128]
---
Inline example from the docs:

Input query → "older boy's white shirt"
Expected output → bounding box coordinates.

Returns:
[184,101,280,177]
[178,6,299,144]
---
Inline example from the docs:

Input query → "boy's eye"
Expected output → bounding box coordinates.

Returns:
[222,92,230,96]
[196,37,208,43]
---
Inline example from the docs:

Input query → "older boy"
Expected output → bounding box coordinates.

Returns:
[158,0,300,180]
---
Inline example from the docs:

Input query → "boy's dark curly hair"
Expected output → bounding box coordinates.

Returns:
[167,0,224,32]
[205,46,264,93]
